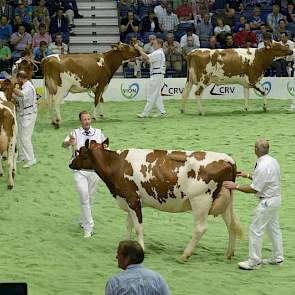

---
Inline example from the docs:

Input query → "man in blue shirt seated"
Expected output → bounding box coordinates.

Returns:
[105,240,171,295]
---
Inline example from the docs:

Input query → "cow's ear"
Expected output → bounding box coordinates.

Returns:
[103,138,109,148]
[85,139,90,149]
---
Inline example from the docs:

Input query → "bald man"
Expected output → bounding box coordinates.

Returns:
[224,139,284,270]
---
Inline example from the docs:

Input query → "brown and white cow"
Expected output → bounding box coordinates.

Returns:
[0,79,17,189]
[41,42,140,128]
[69,139,243,262]
[181,41,293,114]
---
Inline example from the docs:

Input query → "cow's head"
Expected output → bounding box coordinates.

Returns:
[14,58,38,79]
[264,40,293,58]
[111,42,140,60]
[0,79,15,104]
[69,138,109,170]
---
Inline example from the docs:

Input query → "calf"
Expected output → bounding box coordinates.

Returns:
[70,139,243,262]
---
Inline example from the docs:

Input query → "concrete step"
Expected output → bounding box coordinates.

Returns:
[70,35,119,44]
[74,18,118,26]
[77,2,117,9]
[72,26,119,35]
[78,9,117,18]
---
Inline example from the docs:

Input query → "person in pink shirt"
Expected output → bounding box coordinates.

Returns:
[32,23,51,48]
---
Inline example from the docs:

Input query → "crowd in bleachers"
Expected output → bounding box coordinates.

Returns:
[118,0,295,78]
[0,0,83,77]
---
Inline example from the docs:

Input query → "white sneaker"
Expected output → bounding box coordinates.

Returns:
[262,258,283,265]
[23,160,37,168]
[83,229,94,238]
[137,113,148,118]
[238,261,261,270]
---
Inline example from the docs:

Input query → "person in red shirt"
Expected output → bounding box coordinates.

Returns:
[234,23,257,48]
[176,0,193,23]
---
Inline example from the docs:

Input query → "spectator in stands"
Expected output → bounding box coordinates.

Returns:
[244,37,256,49]
[32,23,51,48]
[144,33,156,54]
[256,23,272,43]
[267,3,285,32]
[258,32,271,48]
[120,10,139,42]
[0,38,11,71]
[33,0,50,32]
[233,15,248,33]
[223,33,236,49]
[226,0,239,11]
[274,18,291,40]
[15,1,32,24]
[159,2,179,34]
[213,0,226,14]
[48,31,68,54]
[250,6,263,30]
[193,0,210,22]
[208,35,219,49]
[195,12,212,47]
[214,17,231,45]
[176,0,194,24]
[234,23,257,48]
[0,0,14,23]
[141,10,162,36]
[49,1,75,28]
[222,8,236,28]
[50,7,69,43]
[12,15,30,32]
[163,32,182,77]
[69,0,83,19]
[10,23,32,61]
[180,27,200,48]
[182,35,198,59]
[33,40,51,75]
[284,2,295,23]
[0,16,12,43]
[154,0,167,18]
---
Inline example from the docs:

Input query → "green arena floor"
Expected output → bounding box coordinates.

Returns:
[1,99,295,295]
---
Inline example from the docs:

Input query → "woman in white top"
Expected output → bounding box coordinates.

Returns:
[214,17,231,44]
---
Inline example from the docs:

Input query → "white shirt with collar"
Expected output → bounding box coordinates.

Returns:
[154,5,167,17]
[180,33,200,48]
[16,80,37,116]
[64,127,106,157]
[251,154,281,199]
[148,48,166,75]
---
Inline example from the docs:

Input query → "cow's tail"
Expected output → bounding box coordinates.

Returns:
[181,53,193,113]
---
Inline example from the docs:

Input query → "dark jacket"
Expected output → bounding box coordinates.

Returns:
[50,15,68,35]
[141,16,162,33]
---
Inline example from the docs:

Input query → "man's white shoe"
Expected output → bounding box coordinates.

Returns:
[137,113,148,118]
[83,229,94,238]
[262,258,283,265]
[23,160,37,168]
[238,261,261,270]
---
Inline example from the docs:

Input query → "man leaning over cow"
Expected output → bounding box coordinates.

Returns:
[12,70,38,168]
[224,139,284,270]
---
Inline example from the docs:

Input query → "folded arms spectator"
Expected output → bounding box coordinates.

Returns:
[32,23,51,48]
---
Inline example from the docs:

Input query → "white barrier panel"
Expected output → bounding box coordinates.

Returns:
[32,77,295,102]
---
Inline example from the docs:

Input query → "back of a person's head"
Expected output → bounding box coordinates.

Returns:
[119,240,144,265]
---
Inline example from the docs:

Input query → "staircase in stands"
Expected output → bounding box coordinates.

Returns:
[70,0,122,75]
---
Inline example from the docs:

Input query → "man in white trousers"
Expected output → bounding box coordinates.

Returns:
[134,38,167,118]
[63,111,106,238]
[13,71,37,168]
[224,139,284,270]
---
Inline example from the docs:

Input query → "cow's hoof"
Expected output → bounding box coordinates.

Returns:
[263,105,268,112]
[12,170,16,178]
[198,112,205,116]
[51,122,60,129]
[7,184,13,190]
[180,109,185,114]
[0,173,3,177]
[244,107,248,112]
[177,255,189,263]
[224,253,234,260]
[100,114,104,119]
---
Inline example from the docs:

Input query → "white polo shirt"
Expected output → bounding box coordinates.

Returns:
[64,127,106,158]
[251,154,281,199]
[148,48,166,75]
[16,80,37,116]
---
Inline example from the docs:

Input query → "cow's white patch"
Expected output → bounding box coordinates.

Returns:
[97,57,104,67]
[47,54,61,61]
[0,91,7,103]
[235,48,256,66]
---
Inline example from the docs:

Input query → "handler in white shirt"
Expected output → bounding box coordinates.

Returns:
[63,111,106,238]
[135,38,167,118]
[13,71,37,168]
[224,139,284,270]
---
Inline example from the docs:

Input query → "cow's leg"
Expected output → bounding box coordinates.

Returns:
[180,194,212,262]
[253,84,268,112]
[195,86,205,115]
[222,194,243,260]
[93,84,106,119]
[243,87,250,111]
[7,141,14,190]
[126,212,133,240]
[180,80,193,113]
[0,154,3,177]
[128,208,144,249]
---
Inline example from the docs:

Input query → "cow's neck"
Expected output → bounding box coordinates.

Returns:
[103,50,125,74]
[90,148,118,193]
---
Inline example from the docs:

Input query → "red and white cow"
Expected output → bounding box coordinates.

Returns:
[0,79,17,189]
[70,139,242,262]
[181,41,293,114]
